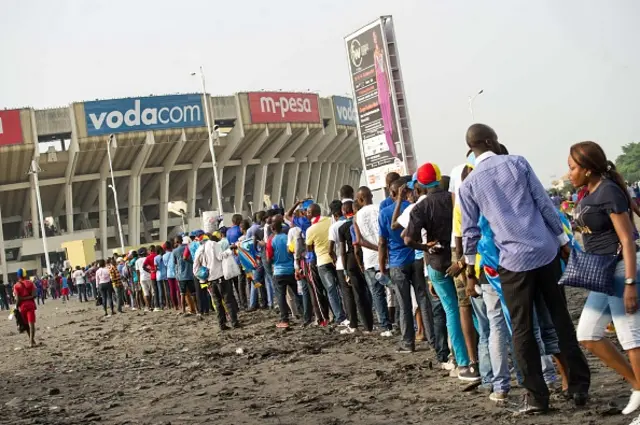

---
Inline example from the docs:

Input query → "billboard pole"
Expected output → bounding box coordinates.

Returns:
[193,67,224,218]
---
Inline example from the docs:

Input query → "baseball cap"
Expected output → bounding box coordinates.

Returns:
[415,163,442,188]
[407,172,419,190]
[182,236,191,245]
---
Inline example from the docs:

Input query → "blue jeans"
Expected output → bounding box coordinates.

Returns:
[363,268,391,331]
[155,279,164,309]
[470,295,492,386]
[427,266,470,367]
[481,283,511,393]
[317,264,346,323]
[390,264,415,347]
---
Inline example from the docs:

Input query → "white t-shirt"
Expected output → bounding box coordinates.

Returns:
[72,269,85,285]
[449,163,466,247]
[355,204,380,270]
[136,257,151,281]
[397,195,428,242]
[328,220,347,270]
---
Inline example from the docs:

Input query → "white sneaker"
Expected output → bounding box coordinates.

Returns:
[340,326,356,335]
[623,390,640,415]
[144,308,150,312]
[380,330,393,338]
[130,307,137,311]
[106,314,112,318]
[338,319,350,327]
[440,358,456,371]
[630,414,640,425]
[153,308,161,312]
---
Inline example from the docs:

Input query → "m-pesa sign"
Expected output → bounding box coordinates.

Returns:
[248,92,320,124]
[0,110,23,146]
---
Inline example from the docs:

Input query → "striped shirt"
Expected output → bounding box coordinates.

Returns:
[459,152,569,272]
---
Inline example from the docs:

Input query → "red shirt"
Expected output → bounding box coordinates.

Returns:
[265,234,275,262]
[143,253,158,280]
[14,279,36,312]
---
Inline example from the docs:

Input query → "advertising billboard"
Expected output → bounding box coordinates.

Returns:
[332,96,357,126]
[0,109,23,146]
[345,18,406,190]
[247,92,320,124]
[84,94,204,136]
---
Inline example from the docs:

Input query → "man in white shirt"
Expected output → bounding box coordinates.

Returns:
[194,235,240,329]
[354,186,392,335]
[135,248,152,312]
[72,266,88,302]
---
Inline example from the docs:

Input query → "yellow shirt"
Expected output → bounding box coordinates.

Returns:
[306,217,333,266]
[454,202,482,276]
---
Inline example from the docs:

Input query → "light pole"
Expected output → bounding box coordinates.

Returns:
[107,135,126,255]
[28,160,51,276]
[468,89,484,121]
[191,66,223,217]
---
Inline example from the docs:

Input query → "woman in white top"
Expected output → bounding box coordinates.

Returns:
[95,259,115,317]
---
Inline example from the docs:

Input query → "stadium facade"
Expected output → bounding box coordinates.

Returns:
[0,92,362,279]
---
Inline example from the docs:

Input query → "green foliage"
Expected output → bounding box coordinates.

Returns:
[615,142,640,183]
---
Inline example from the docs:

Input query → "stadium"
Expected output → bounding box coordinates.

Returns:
[0,92,362,280]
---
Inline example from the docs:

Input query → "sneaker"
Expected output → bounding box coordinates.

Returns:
[276,322,290,329]
[318,320,329,327]
[458,364,481,382]
[106,314,112,318]
[338,319,350,327]
[340,326,357,335]
[144,308,150,312]
[490,392,508,402]
[380,330,393,338]
[130,307,137,311]
[153,308,161,312]
[449,368,459,378]
[630,414,640,425]
[395,345,415,354]
[440,358,456,371]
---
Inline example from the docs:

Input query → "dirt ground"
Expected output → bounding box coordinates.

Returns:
[0,288,636,425]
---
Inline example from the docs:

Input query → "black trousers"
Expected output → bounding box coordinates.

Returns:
[232,274,248,309]
[340,268,373,331]
[308,264,330,323]
[500,256,590,406]
[274,274,298,323]
[210,278,239,327]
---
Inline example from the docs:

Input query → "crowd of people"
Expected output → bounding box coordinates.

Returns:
[8,123,640,422]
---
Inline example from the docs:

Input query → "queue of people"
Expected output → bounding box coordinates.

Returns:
[8,123,640,422]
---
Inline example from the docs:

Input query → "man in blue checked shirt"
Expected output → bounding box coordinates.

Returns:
[458,123,590,414]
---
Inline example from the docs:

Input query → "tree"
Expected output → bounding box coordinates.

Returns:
[615,142,640,183]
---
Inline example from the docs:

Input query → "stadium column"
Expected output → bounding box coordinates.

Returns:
[314,129,348,202]
[159,172,169,243]
[99,179,108,258]
[234,167,246,214]
[128,131,155,246]
[284,162,300,209]
[0,206,7,285]
[187,169,197,220]
[274,126,310,207]
[254,124,292,210]
[29,176,40,239]
[335,163,347,195]
[65,185,74,234]
[326,130,357,198]
[297,162,311,200]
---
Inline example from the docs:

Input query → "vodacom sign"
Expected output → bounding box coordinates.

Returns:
[248,92,320,124]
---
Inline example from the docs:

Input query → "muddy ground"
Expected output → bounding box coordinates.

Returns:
[0,288,636,425]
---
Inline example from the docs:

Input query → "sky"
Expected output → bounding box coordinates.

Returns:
[1,0,639,184]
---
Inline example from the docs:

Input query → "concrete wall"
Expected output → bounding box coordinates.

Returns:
[319,97,333,121]
[35,107,72,136]
[212,95,237,120]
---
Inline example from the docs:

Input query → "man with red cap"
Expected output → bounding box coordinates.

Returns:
[404,163,478,381]
[14,268,37,347]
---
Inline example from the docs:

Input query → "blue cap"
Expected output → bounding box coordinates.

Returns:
[301,199,313,210]
[407,172,418,190]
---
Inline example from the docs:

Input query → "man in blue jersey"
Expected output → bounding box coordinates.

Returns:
[266,216,297,329]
